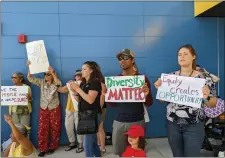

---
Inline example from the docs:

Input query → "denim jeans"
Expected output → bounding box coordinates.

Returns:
[167,120,205,157]
[83,133,101,157]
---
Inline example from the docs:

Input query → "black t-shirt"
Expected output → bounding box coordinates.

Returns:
[79,79,102,112]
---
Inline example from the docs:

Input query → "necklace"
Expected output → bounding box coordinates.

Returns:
[179,70,194,77]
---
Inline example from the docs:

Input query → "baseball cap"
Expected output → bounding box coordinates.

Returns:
[116,48,135,60]
[124,125,144,138]
[74,69,82,76]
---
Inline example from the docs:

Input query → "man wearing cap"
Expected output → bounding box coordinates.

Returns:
[57,69,84,153]
[108,48,153,156]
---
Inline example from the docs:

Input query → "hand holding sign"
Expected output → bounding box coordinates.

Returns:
[142,83,149,97]
[202,85,210,99]
[68,81,80,92]
[154,78,162,89]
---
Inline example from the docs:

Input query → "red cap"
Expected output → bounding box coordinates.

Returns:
[124,125,145,138]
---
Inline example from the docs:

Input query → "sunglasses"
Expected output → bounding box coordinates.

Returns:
[44,73,52,76]
[11,77,19,79]
[118,55,132,61]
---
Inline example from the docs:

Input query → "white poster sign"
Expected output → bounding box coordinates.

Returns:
[1,86,28,106]
[105,75,145,102]
[156,73,206,108]
[26,40,49,74]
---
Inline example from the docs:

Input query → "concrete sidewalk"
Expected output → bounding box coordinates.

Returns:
[36,138,214,157]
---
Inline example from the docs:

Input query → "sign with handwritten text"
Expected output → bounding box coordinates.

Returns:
[26,40,49,74]
[105,75,145,102]
[156,73,206,108]
[1,86,28,106]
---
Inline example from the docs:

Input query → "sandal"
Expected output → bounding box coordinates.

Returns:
[76,144,84,153]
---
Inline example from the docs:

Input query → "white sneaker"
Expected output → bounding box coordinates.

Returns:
[218,151,225,157]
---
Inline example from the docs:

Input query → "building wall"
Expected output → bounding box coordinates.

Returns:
[1,2,224,147]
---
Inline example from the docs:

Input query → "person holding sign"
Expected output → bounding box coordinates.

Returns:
[26,60,62,157]
[68,61,103,157]
[154,44,217,157]
[106,49,153,156]
[3,115,36,157]
[9,72,32,133]
[57,70,84,153]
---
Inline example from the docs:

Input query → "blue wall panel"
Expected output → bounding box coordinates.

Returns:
[1,1,224,148]
[2,13,59,35]
[1,2,58,13]
[59,2,143,15]
[2,36,61,58]
[59,14,144,36]
[60,37,145,58]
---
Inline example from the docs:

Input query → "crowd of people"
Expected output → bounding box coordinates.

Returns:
[2,45,224,157]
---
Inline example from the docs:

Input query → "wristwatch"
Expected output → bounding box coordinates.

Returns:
[203,96,210,102]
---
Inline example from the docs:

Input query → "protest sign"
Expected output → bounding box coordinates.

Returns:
[66,80,81,112]
[105,75,145,102]
[156,73,206,108]
[26,40,49,74]
[1,86,28,105]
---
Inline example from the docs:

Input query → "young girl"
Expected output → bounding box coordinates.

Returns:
[122,125,146,157]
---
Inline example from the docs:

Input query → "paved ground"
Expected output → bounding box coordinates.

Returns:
[32,138,214,157]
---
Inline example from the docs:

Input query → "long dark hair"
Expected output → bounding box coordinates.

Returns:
[178,44,197,70]
[138,137,146,150]
[82,61,104,83]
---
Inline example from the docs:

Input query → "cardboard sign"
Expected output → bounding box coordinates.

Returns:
[156,73,206,108]
[26,40,49,74]
[1,86,28,106]
[105,75,145,102]
[66,80,81,112]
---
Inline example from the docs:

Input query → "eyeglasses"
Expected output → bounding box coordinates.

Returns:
[44,73,52,76]
[118,55,131,61]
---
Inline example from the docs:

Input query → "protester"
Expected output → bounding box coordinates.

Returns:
[27,60,62,157]
[69,61,103,157]
[154,44,218,157]
[106,48,153,156]
[57,69,84,153]
[3,115,36,157]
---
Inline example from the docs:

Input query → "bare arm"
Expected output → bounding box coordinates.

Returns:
[51,71,62,86]
[204,97,217,108]
[4,115,33,155]
[100,94,105,108]
[3,143,12,157]
[57,86,69,93]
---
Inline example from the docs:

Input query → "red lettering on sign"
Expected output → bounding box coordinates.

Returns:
[108,89,118,100]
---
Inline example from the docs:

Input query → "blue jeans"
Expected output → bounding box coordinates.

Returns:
[167,120,205,157]
[83,133,101,157]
